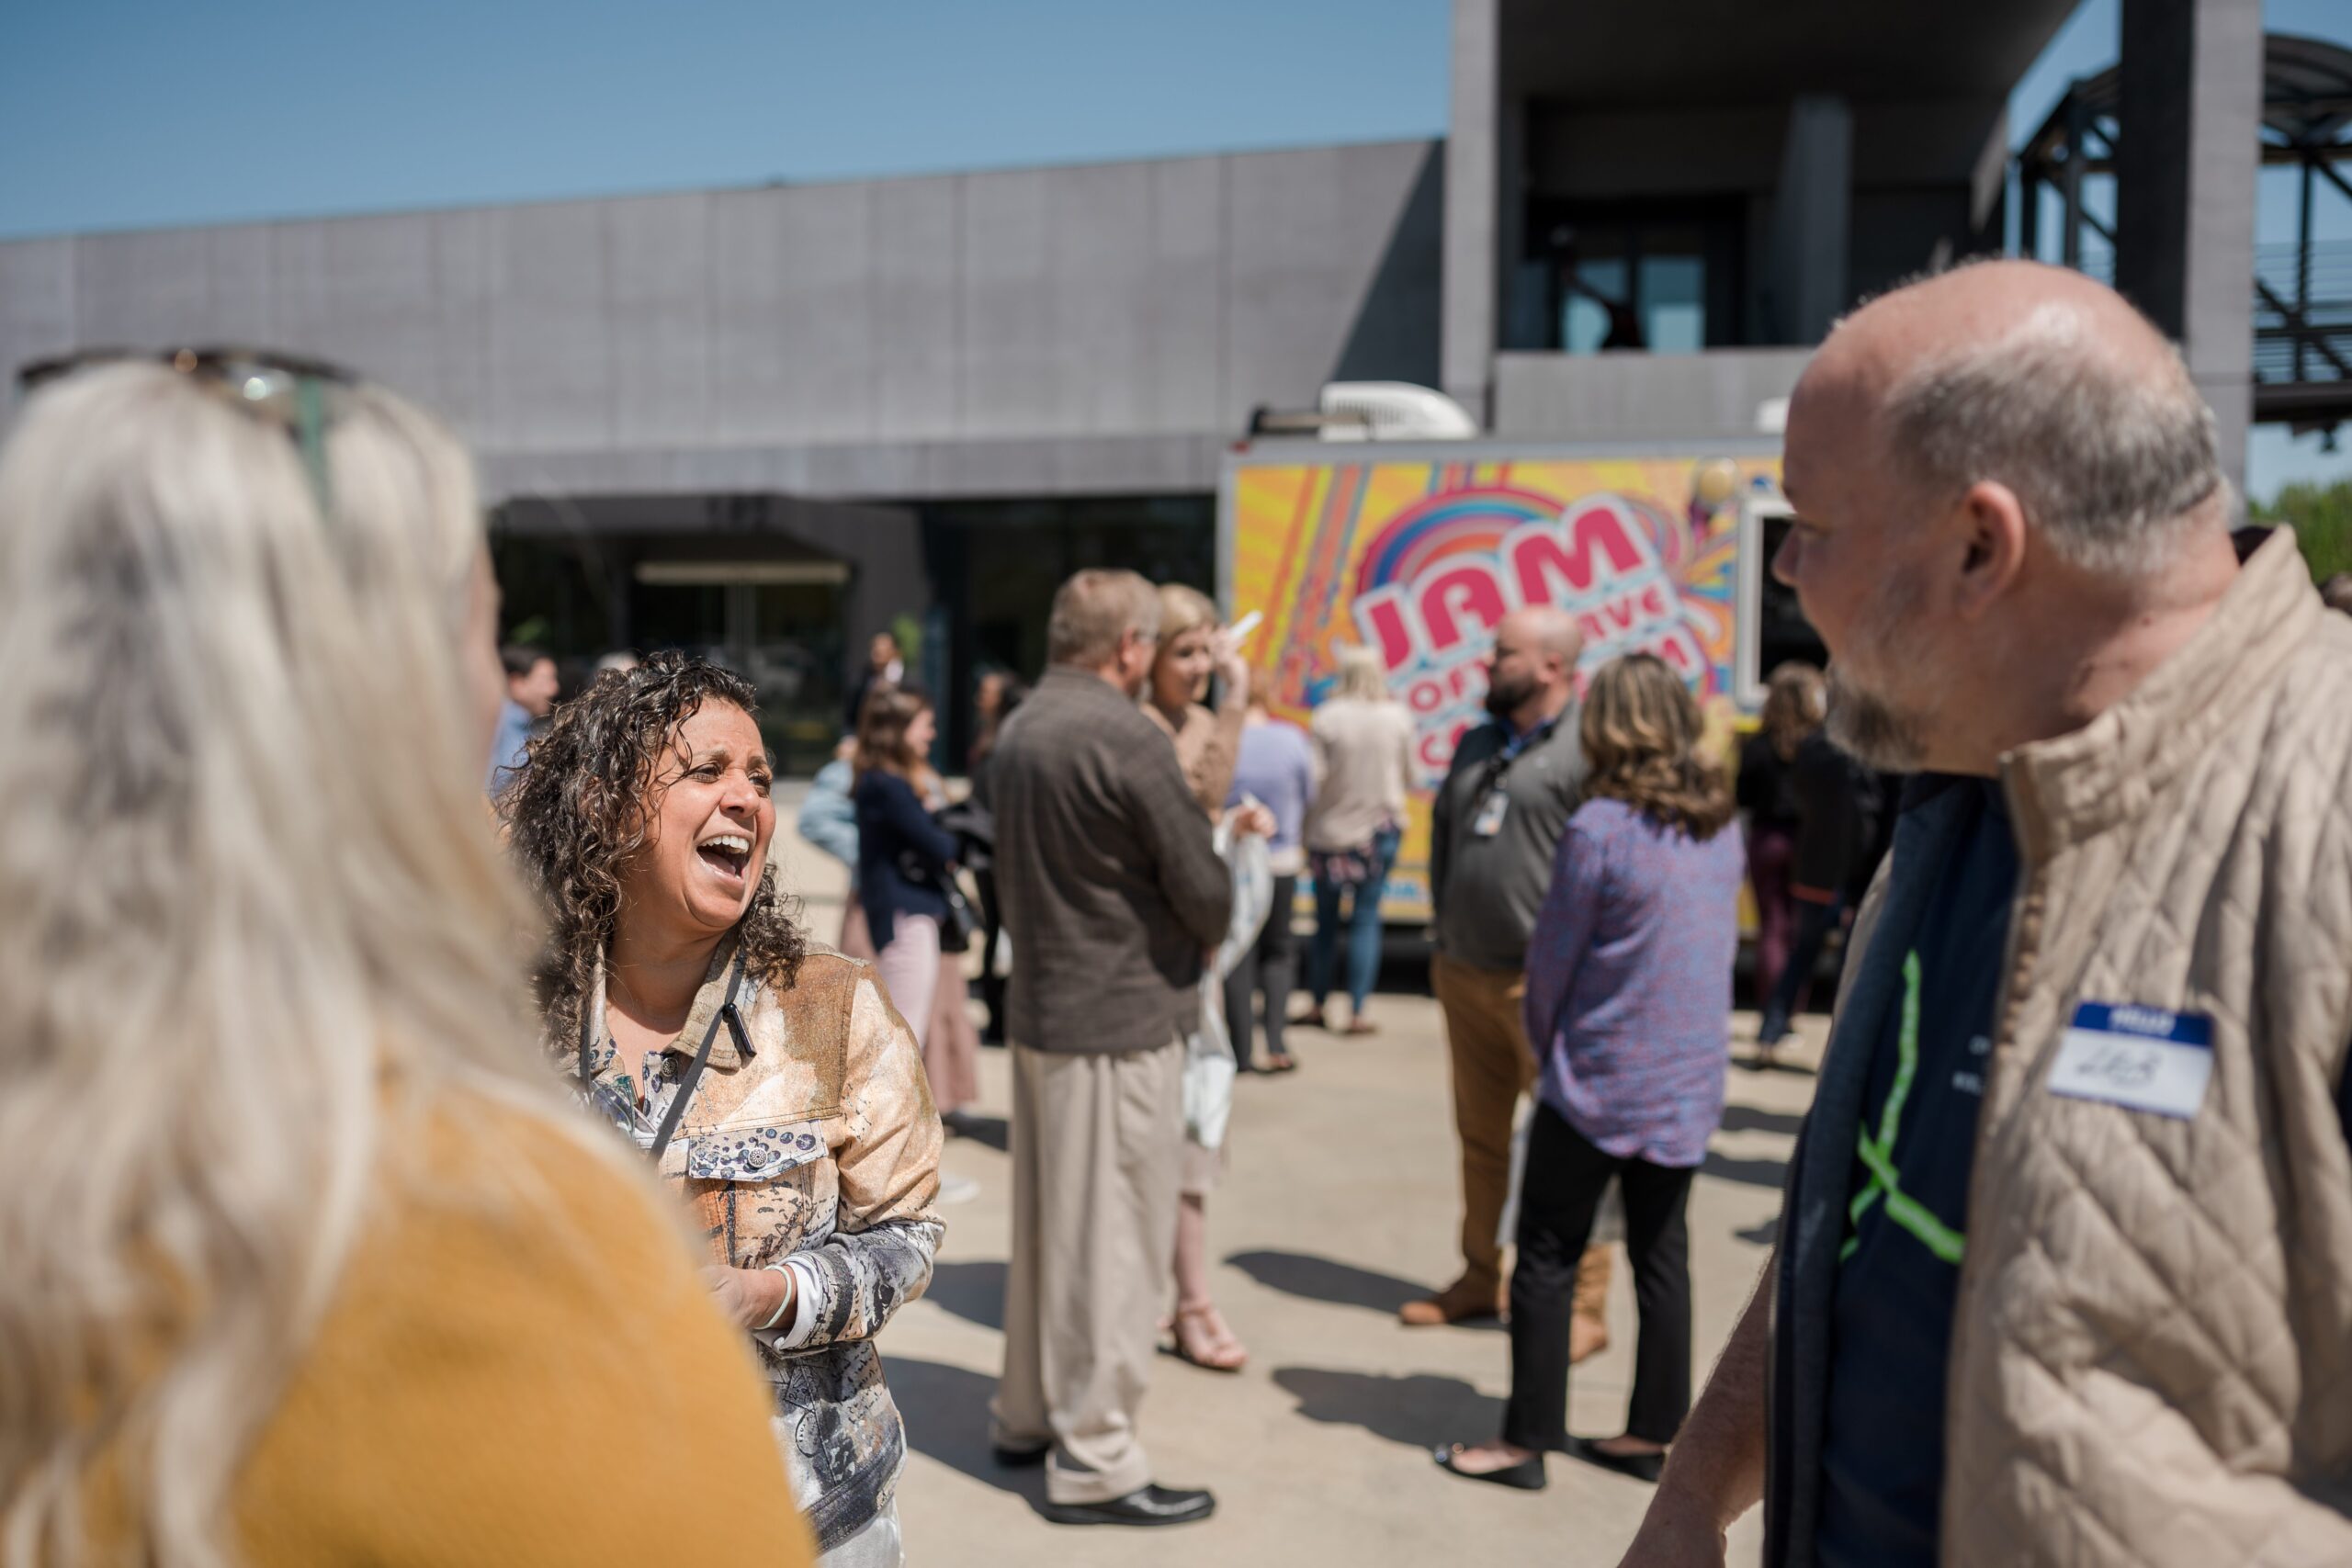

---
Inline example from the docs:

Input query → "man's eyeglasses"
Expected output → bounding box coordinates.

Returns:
[17,345,358,519]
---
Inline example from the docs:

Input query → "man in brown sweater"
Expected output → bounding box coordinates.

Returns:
[986,569,1233,1528]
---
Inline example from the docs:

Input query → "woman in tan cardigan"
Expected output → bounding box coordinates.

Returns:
[1141,584,1272,1372]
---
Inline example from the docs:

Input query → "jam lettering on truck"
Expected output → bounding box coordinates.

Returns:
[1220,448,1790,927]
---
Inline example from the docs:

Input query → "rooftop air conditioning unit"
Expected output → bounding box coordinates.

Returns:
[1316,381,1479,442]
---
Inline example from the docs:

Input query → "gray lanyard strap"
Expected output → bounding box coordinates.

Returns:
[580,951,751,1164]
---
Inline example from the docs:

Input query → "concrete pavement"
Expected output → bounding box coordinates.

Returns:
[871,984,1824,1566]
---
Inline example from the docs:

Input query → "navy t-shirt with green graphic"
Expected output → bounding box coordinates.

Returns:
[1815,779,2018,1568]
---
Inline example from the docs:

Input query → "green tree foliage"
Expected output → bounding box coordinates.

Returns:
[2251,477,2352,582]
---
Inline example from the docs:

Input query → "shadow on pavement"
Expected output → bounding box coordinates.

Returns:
[1227,1250,1502,1331]
[1737,1216,1781,1247]
[883,1356,1048,1508]
[1700,1149,1792,1191]
[945,1112,1010,1153]
[1716,1103,1808,1138]
[1272,1366,1504,1450]
[921,1258,1006,1331]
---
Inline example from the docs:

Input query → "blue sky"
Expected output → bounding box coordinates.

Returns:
[2,0,2346,495]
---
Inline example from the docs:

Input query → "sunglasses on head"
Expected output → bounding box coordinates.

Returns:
[17,345,361,518]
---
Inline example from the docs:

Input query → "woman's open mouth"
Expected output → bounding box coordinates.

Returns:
[697,833,752,882]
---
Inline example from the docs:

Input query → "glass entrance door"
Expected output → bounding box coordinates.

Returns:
[633,562,849,776]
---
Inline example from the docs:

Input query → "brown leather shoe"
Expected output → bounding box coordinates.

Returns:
[1399,1277,1506,1326]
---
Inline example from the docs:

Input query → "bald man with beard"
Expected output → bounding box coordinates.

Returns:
[1617,261,2352,1568]
[1405,606,1613,1358]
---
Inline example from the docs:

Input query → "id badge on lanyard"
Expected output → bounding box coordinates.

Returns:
[1472,788,1510,838]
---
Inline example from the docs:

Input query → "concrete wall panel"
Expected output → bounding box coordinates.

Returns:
[772,181,876,443]
[605,193,714,448]
[428,210,496,435]
[1227,146,1351,426]
[1493,346,1810,443]
[489,202,611,450]
[871,177,961,437]
[203,227,277,347]
[0,239,75,390]
[1138,157,1227,432]
[958,168,1057,440]
[76,229,210,350]
[0,139,1442,491]
[709,189,793,447]
[266,223,334,376]
[1049,161,1158,433]
[320,215,441,409]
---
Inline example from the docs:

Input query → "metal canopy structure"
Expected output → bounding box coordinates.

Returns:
[2018,32,2352,439]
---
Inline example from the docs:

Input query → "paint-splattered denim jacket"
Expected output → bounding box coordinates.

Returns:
[580,940,944,1551]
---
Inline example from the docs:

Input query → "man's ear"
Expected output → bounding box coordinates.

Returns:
[1951,479,2028,620]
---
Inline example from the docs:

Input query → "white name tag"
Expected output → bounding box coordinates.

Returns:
[2047,1001,2213,1120]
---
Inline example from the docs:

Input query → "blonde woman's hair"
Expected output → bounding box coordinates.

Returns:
[1331,644,1392,704]
[1580,653,1735,840]
[1155,582,1217,644]
[0,363,571,1568]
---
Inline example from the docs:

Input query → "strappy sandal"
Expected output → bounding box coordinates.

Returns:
[1259,1053,1299,1074]
[1170,1303,1249,1372]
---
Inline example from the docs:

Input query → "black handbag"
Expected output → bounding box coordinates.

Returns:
[899,849,977,953]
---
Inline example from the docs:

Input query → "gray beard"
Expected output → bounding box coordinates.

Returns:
[1824,662,1929,773]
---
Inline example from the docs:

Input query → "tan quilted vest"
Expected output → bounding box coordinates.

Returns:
[1941,530,2352,1565]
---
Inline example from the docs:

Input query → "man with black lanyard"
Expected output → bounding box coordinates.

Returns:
[1405,604,1611,1356]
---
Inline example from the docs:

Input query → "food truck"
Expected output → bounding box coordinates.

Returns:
[1219,440,1812,926]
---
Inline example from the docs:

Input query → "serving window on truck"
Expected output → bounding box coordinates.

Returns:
[1224,450,1787,925]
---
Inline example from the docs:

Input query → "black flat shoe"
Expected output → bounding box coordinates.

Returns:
[1041,1484,1216,1527]
[1567,1435,1666,1483]
[990,1442,1049,1469]
[1431,1444,1546,1490]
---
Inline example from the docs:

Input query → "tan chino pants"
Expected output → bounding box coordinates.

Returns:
[990,1037,1184,1505]
[1432,953,1542,1297]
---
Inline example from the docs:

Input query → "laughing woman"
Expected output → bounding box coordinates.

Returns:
[503,653,944,1567]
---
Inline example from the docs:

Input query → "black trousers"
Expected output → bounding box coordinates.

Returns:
[1221,873,1298,1072]
[975,864,1008,1043]
[1504,1102,1696,1450]
[1758,893,1843,1043]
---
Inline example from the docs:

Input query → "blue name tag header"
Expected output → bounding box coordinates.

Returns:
[2069,1001,2212,1049]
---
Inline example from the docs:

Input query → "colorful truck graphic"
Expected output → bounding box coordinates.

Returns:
[1220,445,1788,923]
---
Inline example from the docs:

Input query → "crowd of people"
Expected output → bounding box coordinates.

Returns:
[2,257,2348,1568]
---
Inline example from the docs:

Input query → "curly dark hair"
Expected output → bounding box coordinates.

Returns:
[499,650,806,1056]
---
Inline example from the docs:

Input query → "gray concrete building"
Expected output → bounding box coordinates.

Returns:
[1,0,2317,764]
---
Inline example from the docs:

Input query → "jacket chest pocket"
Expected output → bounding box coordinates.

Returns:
[662,1118,832,1183]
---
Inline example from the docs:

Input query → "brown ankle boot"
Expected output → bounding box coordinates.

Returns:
[1568,1245,1612,1363]
[1399,1275,1505,1327]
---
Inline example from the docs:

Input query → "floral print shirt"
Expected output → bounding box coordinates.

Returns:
[577,938,944,1552]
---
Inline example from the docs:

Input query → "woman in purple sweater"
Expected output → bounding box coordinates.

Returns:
[1438,653,1744,1492]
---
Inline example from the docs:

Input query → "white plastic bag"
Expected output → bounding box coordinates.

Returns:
[1182,817,1273,1151]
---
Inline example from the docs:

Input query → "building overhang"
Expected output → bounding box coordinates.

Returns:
[1497,0,2078,106]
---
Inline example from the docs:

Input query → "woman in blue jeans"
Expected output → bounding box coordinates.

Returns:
[1301,647,1415,1034]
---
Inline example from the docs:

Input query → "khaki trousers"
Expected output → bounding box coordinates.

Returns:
[990,1038,1184,1505]
[1432,954,1541,1297]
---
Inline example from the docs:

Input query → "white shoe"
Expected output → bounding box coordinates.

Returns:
[937,1174,981,1205]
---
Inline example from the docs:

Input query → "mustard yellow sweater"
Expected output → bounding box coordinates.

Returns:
[98,1093,816,1566]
